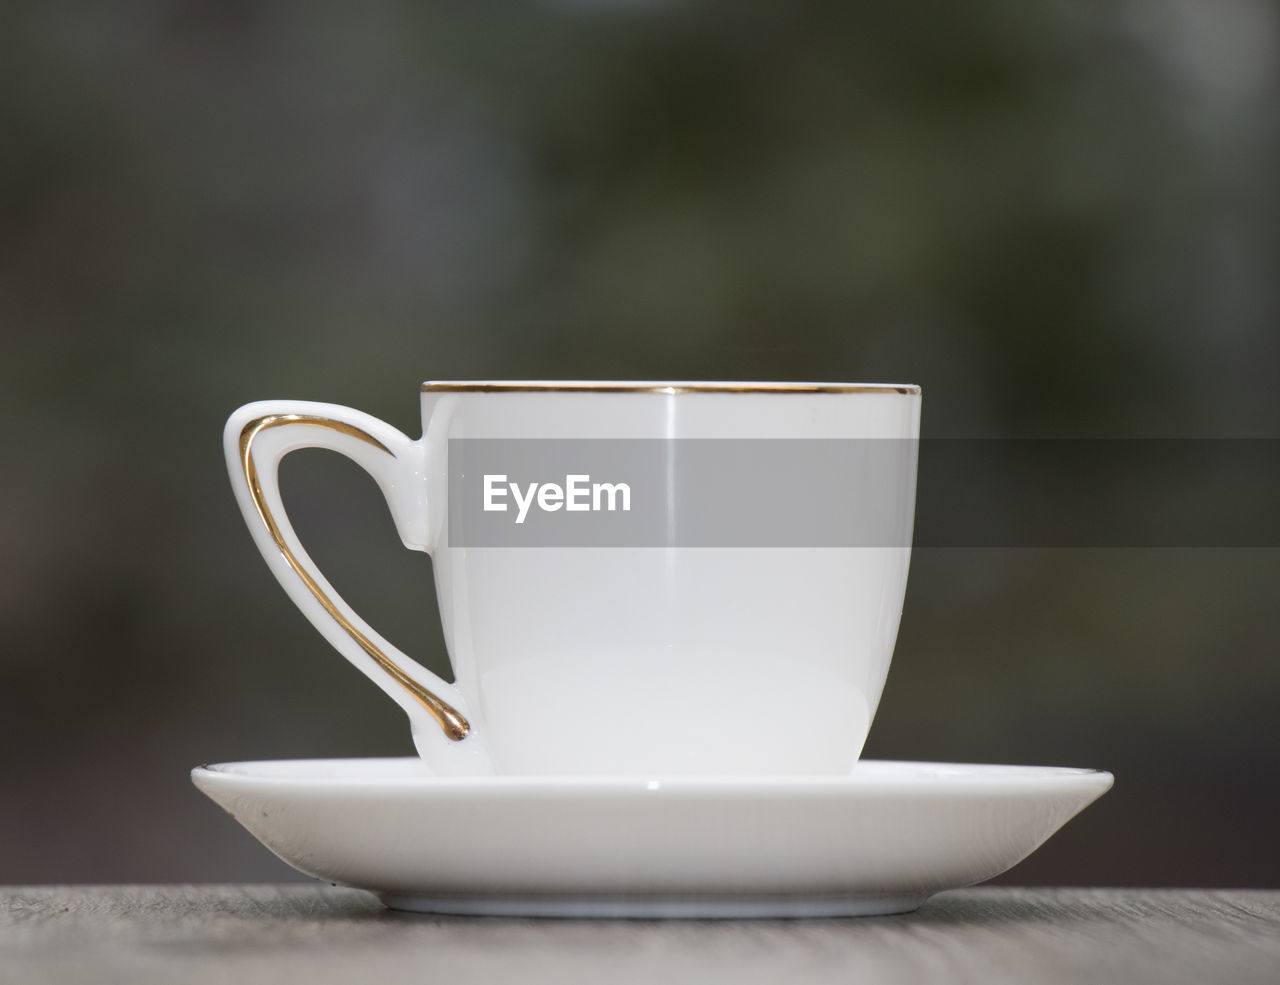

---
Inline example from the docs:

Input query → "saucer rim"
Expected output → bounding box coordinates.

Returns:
[192,757,1114,795]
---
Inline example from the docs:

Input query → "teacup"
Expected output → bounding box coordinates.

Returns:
[225,381,920,775]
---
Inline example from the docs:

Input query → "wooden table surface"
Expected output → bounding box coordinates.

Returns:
[3,885,1278,985]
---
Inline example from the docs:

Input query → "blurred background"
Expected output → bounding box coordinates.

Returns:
[2,0,1277,887]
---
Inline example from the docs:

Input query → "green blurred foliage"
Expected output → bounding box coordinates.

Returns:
[1,0,1277,884]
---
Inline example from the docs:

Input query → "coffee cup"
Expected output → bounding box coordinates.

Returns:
[225,381,920,776]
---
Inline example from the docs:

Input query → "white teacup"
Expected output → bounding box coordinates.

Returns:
[225,381,920,776]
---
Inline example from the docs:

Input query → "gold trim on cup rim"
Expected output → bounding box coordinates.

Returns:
[422,381,921,395]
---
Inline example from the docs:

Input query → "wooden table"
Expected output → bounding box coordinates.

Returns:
[3,886,1278,984]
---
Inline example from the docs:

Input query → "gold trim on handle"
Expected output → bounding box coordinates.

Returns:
[239,414,470,741]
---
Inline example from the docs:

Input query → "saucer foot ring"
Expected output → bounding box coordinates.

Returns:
[377,891,927,919]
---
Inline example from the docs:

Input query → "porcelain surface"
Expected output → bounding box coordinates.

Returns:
[192,758,1112,918]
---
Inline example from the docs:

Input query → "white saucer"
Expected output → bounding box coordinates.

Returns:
[192,758,1112,918]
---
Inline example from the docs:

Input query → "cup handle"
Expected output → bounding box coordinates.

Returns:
[223,400,471,745]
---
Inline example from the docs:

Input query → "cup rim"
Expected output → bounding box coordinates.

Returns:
[422,380,920,395]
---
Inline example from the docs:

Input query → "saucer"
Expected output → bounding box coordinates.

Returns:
[191,759,1112,918]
